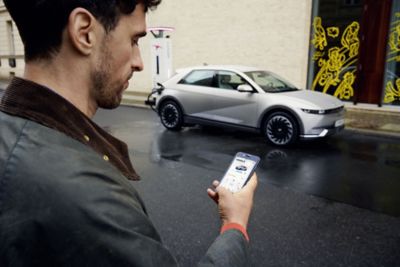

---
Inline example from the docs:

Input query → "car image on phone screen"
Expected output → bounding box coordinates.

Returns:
[220,152,260,193]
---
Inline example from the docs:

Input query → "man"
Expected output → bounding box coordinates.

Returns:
[0,0,258,266]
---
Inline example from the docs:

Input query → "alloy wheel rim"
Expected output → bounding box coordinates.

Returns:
[162,104,179,127]
[266,115,293,145]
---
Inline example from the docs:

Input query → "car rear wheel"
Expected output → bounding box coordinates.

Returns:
[159,100,184,131]
[264,112,298,146]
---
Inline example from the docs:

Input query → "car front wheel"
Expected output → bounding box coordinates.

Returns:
[264,112,298,146]
[159,100,184,131]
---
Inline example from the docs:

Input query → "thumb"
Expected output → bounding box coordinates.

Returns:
[242,173,258,192]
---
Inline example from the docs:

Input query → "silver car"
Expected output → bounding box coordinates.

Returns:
[146,65,345,146]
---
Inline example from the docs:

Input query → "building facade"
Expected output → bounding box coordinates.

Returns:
[0,0,399,110]
[0,0,24,79]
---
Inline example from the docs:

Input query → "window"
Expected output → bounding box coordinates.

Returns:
[382,0,400,106]
[216,71,246,90]
[179,70,215,87]
[7,20,16,68]
[307,1,363,101]
[245,71,297,93]
[343,0,362,6]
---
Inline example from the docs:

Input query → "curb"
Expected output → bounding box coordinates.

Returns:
[345,127,400,139]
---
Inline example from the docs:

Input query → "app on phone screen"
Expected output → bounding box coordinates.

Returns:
[220,155,257,192]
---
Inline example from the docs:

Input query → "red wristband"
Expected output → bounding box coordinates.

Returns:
[220,223,249,242]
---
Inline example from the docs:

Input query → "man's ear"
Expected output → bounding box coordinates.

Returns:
[67,8,98,56]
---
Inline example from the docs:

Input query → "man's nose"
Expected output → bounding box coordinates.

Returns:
[132,47,144,72]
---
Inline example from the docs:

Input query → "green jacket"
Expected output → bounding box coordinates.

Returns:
[0,78,249,266]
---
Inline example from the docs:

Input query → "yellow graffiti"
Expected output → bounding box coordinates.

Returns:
[312,51,325,61]
[341,22,360,54]
[387,12,400,62]
[383,12,400,104]
[384,80,400,103]
[334,72,355,99]
[389,25,400,52]
[327,27,340,38]
[311,17,360,99]
[311,17,327,50]
[313,48,342,93]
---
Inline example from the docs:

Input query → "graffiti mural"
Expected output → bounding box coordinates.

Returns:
[384,80,400,103]
[383,12,400,104]
[310,17,360,100]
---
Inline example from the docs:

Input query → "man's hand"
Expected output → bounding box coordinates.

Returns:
[207,173,258,229]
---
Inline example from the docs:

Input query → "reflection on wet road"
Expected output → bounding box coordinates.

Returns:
[96,106,400,217]
[151,126,400,216]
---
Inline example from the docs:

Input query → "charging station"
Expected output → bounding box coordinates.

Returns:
[148,27,175,88]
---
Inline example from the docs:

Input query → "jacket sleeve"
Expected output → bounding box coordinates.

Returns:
[198,229,249,267]
[65,163,250,267]
[55,166,249,267]
[62,165,250,267]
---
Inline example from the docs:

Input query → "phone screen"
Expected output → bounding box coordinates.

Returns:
[220,153,259,193]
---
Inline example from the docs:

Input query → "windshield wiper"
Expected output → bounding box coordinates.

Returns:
[278,87,298,92]
[264,87,297,93]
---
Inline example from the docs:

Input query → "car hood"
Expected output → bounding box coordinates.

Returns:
[276,89,344,109]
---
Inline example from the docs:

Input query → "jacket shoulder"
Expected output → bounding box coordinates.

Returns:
[0,113,176,266]
[1,113,140,204]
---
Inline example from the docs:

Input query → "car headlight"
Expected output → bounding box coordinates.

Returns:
[301,108,326,114]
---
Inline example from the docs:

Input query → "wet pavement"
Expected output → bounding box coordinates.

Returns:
[94,106,400,267]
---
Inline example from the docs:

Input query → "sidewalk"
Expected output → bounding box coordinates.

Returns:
[345,103,400,138]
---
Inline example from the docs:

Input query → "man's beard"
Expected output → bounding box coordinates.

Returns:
[90,69,123,109]
[90,45,124,109]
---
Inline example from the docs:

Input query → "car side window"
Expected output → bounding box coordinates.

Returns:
[178,70,215,87]
[216,71,248,90]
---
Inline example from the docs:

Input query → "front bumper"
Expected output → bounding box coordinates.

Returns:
[298,106,345,139]
[300,124,345,139]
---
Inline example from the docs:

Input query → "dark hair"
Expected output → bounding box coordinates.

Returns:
[4,0,161,62]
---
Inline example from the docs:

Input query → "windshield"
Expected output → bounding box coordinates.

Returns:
[244,71,298,93]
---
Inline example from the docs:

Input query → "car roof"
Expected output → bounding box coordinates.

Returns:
[176,65,262,73]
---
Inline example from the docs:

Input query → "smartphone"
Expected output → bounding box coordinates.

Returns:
[220,152,260,193]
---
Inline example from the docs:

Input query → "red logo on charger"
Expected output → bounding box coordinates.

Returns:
[153,44,162,50]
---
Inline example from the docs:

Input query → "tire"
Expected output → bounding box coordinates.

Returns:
[264,111,298,146]
[159,100,184,131]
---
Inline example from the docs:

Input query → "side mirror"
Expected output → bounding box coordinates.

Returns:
[237,84,254,93]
